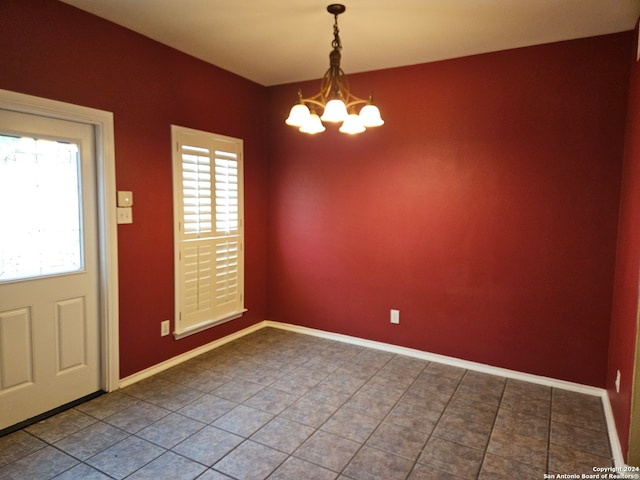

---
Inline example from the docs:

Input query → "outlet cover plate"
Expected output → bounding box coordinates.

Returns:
[161,320,170,337]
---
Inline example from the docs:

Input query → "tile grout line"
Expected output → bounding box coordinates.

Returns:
[404,363,463,480]
[475,374,508,480]
[79,381,229,478]
[28,418,127,480]
[255,339,353,479]
[197,334,358,479]
[336,354,432,480]
[238,345,406,478]
[311,351,399,479]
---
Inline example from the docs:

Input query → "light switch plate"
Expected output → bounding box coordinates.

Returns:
[117,191,133,207]
[117,207,133,224]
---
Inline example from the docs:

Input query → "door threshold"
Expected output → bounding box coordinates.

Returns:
[0,391,105,438]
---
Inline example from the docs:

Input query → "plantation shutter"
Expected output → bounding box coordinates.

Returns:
[172,126,244,337]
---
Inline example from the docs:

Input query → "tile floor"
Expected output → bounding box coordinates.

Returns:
[0,327,615,480]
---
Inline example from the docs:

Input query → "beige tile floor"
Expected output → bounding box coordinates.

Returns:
[0,327,614,479]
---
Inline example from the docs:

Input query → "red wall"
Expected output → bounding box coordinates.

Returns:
[609,24,640,461]
[0,0,269,377]
[267,33,631,387]
[1,1,635,398]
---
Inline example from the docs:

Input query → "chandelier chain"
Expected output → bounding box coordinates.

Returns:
[332,13,342,50]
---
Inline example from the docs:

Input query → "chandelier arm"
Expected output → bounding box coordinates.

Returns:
[345,98,368,109]
[334,69,354,103]
[330,69,368,107]
[299,98,326,109]
[311,68,337,104]
[301,83,330,104]
[300,78,367,110]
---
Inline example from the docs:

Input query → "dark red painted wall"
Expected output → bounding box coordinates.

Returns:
[267,33,631,387]
[1,1,635,399]
[609,24,640,461]
[0,0,269,377]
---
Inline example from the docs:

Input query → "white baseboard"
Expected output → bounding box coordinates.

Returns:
[265,320,625,467]
[117,318,626,467]
[265,320,603,395]
[118,321,266,388]
[601,392,626,468]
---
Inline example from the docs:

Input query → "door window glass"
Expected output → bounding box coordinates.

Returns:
[0,134,83,282]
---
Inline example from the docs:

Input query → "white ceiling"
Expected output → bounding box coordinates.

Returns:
[59,0,640,86]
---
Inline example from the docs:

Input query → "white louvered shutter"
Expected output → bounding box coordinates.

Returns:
[173,127,244,336]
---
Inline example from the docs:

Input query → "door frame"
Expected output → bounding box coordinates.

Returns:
[0,88,119,393]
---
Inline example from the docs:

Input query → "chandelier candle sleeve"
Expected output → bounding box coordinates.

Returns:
[285,4,384,135]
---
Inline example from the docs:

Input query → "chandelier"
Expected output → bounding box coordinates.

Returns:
[285,4,384,135]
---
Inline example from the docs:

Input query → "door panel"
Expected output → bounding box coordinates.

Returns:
[56,296,87,372]
[0,307,33,390]
[0,110,100,430]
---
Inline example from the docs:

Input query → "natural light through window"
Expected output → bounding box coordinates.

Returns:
[182,145,213,235]
[214,151,239,235]
[0,134,83,282]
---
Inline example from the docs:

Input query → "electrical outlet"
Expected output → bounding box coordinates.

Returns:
[615,369,621,393]
[161,320,170,337]
[390,309,400,324]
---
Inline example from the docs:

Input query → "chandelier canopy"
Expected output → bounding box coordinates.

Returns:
[285,4,384,135]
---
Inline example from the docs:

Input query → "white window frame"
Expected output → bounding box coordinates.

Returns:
[171,125,245,339]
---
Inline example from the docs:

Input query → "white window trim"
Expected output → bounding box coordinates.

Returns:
[171,125,245,339]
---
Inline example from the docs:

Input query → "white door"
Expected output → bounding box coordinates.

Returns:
[0,110,100,430]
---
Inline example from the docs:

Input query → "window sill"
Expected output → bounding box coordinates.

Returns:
[173,309,248,340]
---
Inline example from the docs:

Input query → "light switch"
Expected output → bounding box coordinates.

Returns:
[117,191,133,207]
[117,207,133,224]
